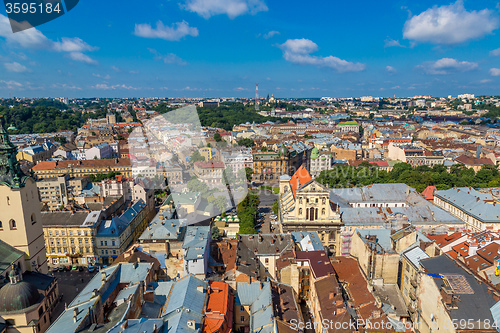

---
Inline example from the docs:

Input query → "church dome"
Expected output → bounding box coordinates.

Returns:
[0,281,40,312]
[311,147,319,159]
[0,269,40,313]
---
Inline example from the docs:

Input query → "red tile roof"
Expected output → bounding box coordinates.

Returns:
[451,241,469,257]
[289,165,312,199]
[421,185,437,201]
[332,256,375,306]
[428,232,462,247]
[455,155,494,166]
[295,251,334,279]
[202,281,233,333]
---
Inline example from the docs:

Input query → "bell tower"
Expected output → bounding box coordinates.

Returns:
[0,117,47,273]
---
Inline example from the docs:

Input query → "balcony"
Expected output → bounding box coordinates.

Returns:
[410,277,418,288]
[409,291,417,301]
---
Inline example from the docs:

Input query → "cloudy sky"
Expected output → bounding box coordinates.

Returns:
[1,0,500,98]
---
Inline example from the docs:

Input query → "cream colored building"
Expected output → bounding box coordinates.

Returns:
[279,166,343,255]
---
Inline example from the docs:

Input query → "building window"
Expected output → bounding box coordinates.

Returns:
[240,316,245,322]
[9,219,16,230]
[0,221,2,229]
[299,208,302,215]
[112,240,115,247]
[322,208,326,215]
[31,214,36,225]
[240,306,244,312]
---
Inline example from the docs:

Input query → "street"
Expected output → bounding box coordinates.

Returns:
[50,270,96,321]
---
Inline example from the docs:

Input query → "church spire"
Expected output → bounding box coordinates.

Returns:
[0,116,28,188]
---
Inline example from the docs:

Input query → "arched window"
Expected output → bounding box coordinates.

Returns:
[9,219,16,230]
[299,197,302,204]
[322,198,326,205]
[322,208,326,215]
[306,208,309,220]
[299,208,303,215]
[315,208,319,220]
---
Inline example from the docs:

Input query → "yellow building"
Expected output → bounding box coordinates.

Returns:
[32,158,132,179]
[41,211,101,266]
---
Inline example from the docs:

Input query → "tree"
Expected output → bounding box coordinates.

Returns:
[214,133,222,142]
[245,167,253,183]
[211,226,221,240]
[53,136,67,144]
[237,138,255,148]
[261,146,268,152]
[272,200,279,215]
[190,150,205,163]
[215,196,228,213]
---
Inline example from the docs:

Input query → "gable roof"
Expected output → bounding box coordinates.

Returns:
[289,165,312,199]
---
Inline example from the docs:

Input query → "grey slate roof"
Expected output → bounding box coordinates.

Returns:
[420,256,497,328]
[435,187,500,223]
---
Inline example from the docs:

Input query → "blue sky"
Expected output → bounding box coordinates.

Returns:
[1,0,500,98]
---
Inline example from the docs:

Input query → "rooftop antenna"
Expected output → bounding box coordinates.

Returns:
[255,84,259,111]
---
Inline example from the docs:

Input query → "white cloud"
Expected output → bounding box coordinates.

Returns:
[490,48,500,56]
[4,62,29,73]
[386,66,397,73]
[68,52,98,64]
[111,66,121,72]
[417,58,478,74]
[384,39,404,47]
[0,14,50,49]
[148,48,187,66]
[490,68,500,76]
[0,80,23,88]
[134,21,198,41]
[234,87,248,91]
[480,79,492,83]
[263,30,280,39]
[278,39,365,73]
[183,0,268,19]
[403,1,499,45]
[50,83,82,90]
[53,37,97,52]
[0,14,98,62]
[92,73,111,80]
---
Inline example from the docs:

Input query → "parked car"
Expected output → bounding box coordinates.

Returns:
[72,264,78,271]
[87,265,95,273]
[78,266,84,272]
[57,266,64,272]
[64,265,72,271]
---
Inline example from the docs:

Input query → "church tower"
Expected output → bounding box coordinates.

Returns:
[0,118,47,273]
